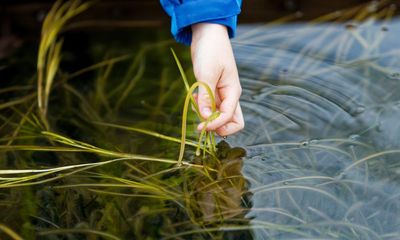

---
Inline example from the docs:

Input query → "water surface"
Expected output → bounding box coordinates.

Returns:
[231,14,400,239]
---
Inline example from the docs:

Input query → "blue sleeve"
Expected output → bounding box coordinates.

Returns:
[160,0,242,45]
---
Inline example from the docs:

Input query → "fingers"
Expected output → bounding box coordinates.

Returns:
[198,90,237,130]
[191,93,198,112]
[196,75,217,120]
[215,104,245,136]
[197,69,244,135]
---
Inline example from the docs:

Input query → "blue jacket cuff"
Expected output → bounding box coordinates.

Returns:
[170,1,241,45]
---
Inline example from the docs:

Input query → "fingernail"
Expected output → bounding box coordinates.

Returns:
[202,107,212,118]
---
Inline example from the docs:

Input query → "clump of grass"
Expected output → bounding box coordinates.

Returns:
[37,0,90,127]
[171,49,220,166]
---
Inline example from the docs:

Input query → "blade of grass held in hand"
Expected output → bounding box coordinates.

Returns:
[177,81,219,166]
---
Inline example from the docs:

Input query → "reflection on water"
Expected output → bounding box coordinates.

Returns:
[231,3,400,239]
[192,141,247,223]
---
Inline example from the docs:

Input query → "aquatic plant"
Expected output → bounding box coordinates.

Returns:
[37,0,90,128]
[1,0,249,239]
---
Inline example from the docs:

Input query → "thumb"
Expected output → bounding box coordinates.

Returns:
[197,80,216,120]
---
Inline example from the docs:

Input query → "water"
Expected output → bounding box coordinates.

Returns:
[2,2,400,239]
[230,15,400,239]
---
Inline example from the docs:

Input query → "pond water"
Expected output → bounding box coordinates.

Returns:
[2,2,400,240]
[232,15,400,239]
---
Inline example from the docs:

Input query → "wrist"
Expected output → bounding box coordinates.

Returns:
[191,23,228,42]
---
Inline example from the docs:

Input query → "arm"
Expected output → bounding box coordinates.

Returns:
[161,0,244,136]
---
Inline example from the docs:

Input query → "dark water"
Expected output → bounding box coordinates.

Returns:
[231,17,400,239]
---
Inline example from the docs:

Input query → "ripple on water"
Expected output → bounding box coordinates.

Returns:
[235,18,400,239]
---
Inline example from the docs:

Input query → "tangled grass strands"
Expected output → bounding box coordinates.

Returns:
[195,111,220,157]
[94,58,114,113]
[0,156,202,189]
[92,121,201,150]
[192,175,248,194]
[181,171,203,228]
[170,49,189,93]
[178,217,364,239]
[43,39,63,110]
[62,83,102,121]
[0,94,36,111]
[0,85,34,95]
[196,124,208,157]
[169,63,218,165]
[83,170,181,194]
[114,52,146,112]
[171,48,201,117]
[0,224,23,240]
[87,189,176,200]
[0,145,85,153]
[37,0,90,124]
[38,228,121,240]
[84,184,186,209]
[10,105,40,129]
[0,158,130,175]
[0,167,86,188]
[92,174,181,198]
[301,221,383,240]
[162,222,312,240]
[0,158,138,188]
[171,51,220,166]
[209,132,217,152]
[30,216,60,229]
[341,150,400,174]
[0,115,17,133]
[177,81,218,166]
[7,105,36,146]
[0,131,204,187]
[250,185,348,209]
[0,136,38,144]
[65,54,131,80]
[41,131,179,164]
[141,164,218,181]
[54,183,178,200]
[250,176,336,191]
[246,208,306,224]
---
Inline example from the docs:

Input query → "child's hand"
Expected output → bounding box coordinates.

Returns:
[191,23,244,136]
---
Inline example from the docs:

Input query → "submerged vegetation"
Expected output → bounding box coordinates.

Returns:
[2,0,400,239]
[0,0,248,239]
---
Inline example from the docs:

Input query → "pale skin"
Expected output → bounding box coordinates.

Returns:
[191,23,245,136]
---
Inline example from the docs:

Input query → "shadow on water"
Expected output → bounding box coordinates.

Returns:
[1,1,400,239]
[230,1,400,239]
